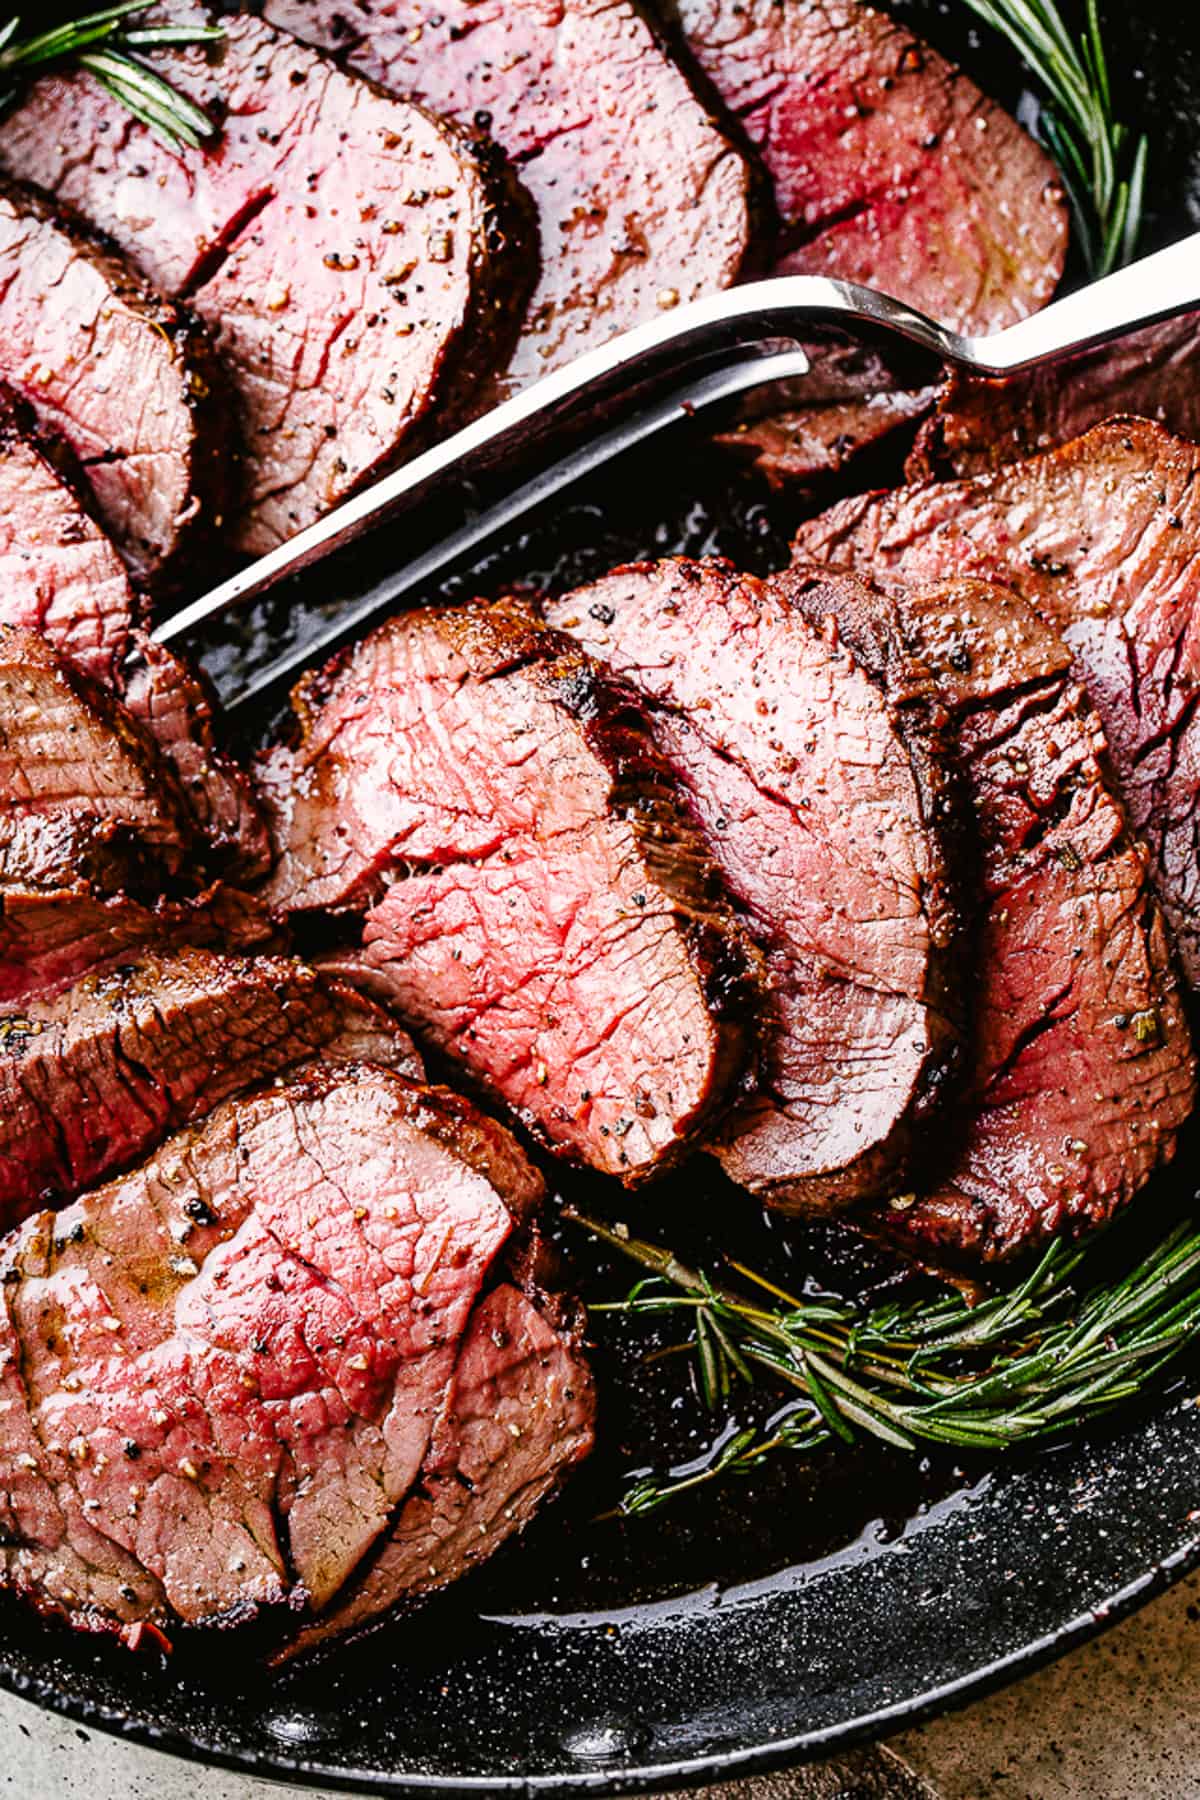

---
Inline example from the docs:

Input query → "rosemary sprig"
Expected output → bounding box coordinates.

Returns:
[0,3,221,149]
[963,0,1147,276]
[614,1408,828,1519]
[568,1210,1200,1517]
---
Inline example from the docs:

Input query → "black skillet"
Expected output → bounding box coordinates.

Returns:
[4,3,1200,1790]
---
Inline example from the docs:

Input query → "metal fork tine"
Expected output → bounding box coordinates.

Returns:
[152,272,957,666]
[221,345,814,710]
[152,233,1200,709]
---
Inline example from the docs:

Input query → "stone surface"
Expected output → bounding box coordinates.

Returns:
[891,1564,1200,1796]
[3,1571,1200,1795]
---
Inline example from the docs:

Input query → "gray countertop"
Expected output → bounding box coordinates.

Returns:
[5,1566,1200,1799]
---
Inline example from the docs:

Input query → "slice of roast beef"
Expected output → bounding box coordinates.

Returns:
[258,601,763,1182]
[655,0,1068,481]
[120,637,271,879]
[0,1062,574,1639]
[0,624,194,892]
[909,314,1200,480]
[0,396,269,877]
[0,8,533,556]
[0,947,421,1229]
[284,1279,593,1657]
[658,0,1066,320]
[0,881,274,1006]
[0,623,273,995]
[795,417,1200,987]
[0,179,230,592]
[262,0,759,402]
[786,570,1196,1262]
[0,390,134,689]
[546,560,962,1209]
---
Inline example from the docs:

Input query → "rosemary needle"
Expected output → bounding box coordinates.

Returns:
[0,2,222,149]
[568,1209,1200,1517]
[963,0,1148,274]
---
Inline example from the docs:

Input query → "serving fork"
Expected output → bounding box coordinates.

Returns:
[155,228,1200,708]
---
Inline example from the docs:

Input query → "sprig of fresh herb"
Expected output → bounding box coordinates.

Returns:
[963,0,1147,276]
[567,1209,1200,1517]
[0,3,221,149]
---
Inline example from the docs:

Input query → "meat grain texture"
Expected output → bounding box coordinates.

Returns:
[264,0,759,400]
[0,8,532,554]
[0,882,272,1008]
[0,1063,593,1643]
[258,601,763,1182]
[286,1278,593,1655]
[0,948,420,1230]
[0,394,135,690]
[0,623,271,999]
[910,314,1200,479]
[796,417,1200,988]
[787,570,1196,1262]
[0,180,230,591]
[0,398,269,875]
[0,624,194,894]
[119,637,271,879]
[661,0,1066,318]
[548,559,962,1209]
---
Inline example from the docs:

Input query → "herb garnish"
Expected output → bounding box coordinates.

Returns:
[0,2,221,149]
[963,0,1147,276]
[568,1208,1200,1517]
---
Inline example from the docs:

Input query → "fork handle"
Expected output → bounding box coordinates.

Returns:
[971,230,1200,375]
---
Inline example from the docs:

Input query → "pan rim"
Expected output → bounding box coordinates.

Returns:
[2,1522,1198,1795]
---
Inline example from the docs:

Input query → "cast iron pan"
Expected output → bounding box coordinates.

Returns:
[4,3,1200,1791]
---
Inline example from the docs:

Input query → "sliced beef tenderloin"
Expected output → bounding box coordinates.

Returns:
[120,637,271,880]
[263,0,758,402]
[546,559,962,1210]
[0,878,277,1008]
[0,8,533,556]
[0,623,273,997]
[0,179,230,592]
[0,947,421,1229]
[318,984,423,1069]
[909,314,1200,480]
[787,570,1196,1262]
[0,1062,573,1639]
[284,1279,593,1658]
[0,618,266,891]
[712,332,938,488]
[258,601,763,1182]
[0,390,134,689]
[658,0,1066,319]
[0,396,269,877]
[795,417,1200,987]
[0,881,273,1006]
[0,624,194,893]
[655,0,1068,480]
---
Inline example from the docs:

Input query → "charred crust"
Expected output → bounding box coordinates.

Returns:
[0,176,238,597]
[279,598,766,1182]
[0,625,200,896]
